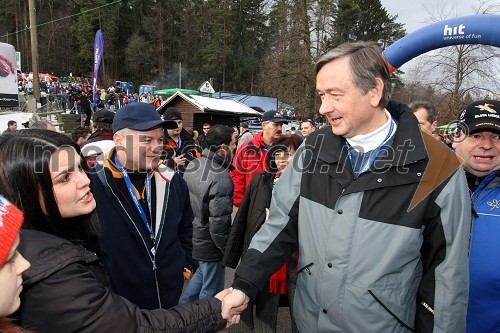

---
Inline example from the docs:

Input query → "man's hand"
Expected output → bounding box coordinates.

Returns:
[221,288,250,321]
[215,288,231,301]
[173,154,187,167]
[214,288,246,328]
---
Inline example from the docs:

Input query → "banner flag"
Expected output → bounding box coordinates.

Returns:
[93,29,104,107]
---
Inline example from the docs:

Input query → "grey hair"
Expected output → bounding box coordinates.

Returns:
[31,119,55,130]
[314,41,392,108]
[409,101,437,123]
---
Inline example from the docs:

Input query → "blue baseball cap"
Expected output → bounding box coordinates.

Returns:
[113,102,178,133]
[261,110,288,123]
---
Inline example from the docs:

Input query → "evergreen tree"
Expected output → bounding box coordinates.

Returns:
[225,0,270,92]
[330,0,405,48]
[328,0,406,96]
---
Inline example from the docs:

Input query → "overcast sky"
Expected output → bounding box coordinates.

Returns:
[380,0,481,33]
[378,0,488,76]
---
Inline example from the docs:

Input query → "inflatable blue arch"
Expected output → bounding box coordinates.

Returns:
[383,14,500,73]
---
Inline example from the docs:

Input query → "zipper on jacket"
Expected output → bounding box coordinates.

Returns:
[152,259,162,308]
[471,180,490,215]
[368,290,415,332]
[103,170,164,308]
[151,179,172,309]
[297,262,314,275]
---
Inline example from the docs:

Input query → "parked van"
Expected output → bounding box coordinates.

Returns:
[114,81,134,94]
[139,85,156,96]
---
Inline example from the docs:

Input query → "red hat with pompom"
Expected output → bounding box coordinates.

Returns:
[0,195,23,264]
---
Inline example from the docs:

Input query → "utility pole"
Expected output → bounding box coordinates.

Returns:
[178,62,182,89]
[28,0,41,106]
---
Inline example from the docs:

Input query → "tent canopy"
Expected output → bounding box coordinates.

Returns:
[155,88,200,95]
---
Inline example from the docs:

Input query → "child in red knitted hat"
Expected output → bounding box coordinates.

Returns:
[0,195,30,321]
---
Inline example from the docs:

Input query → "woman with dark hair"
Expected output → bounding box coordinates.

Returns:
[0,129,234,333]
[223,134,303,333]
[0,129,99,248]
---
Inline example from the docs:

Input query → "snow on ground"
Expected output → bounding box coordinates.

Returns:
[0,112,34,131]
[0,111,65,132]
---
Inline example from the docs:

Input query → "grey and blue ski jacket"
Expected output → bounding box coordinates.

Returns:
[233,101,470,332]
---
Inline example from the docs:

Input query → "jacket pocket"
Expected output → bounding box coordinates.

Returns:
[368,290,415,332]
[297,262,314,275]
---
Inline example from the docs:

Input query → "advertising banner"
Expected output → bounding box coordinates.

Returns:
[383,14,500,73]
[93,29,104,107]
[0,42,18,107]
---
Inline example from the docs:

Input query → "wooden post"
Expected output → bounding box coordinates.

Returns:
[28,0,41,106]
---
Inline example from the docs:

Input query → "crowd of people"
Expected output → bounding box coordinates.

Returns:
[0,40,499,333]
[18,78,163,121]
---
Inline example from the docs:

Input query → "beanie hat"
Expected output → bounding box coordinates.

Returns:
[0,195,23,265]
[93,109,115,124]
[163,107,183,121]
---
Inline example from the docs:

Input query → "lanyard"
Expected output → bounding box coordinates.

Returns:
[115,157,155,244]
[176,136,182,152]
[345,119,395,176]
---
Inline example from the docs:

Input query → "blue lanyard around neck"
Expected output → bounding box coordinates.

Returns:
[345,119,395,176]
[176,136,182,151]
[114,157,155,243]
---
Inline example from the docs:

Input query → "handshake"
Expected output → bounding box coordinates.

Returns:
[214,287,251,328]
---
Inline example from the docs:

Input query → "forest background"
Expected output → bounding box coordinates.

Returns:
[1,0,499,122]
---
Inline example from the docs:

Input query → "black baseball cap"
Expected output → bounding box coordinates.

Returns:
[457,100,500,134]
[301,118,316,126]
[261,111,288,124]
[113,102,178,133]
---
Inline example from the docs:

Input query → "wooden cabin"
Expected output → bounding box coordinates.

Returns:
[156,91,262,133]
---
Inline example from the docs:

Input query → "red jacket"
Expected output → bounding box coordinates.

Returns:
[230,132,269,207]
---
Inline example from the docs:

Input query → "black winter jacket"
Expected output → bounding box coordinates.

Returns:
[165,129,201,174]
[223,171,274,268]
[183,149,233,262]
[17,229,226,333]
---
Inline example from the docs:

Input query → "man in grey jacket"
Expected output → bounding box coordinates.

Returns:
[221,41,470,332]
[180,125,236,303]
[237,121,253,147]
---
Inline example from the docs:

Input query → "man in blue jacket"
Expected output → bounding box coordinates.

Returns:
[92,102,195,310]
[453,99,500,333]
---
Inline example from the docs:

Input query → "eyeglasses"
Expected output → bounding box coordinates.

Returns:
[203,127,210,130]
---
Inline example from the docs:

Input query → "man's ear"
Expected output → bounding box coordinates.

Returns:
[113,132,122,145]
[452,131,465,147]
[369,78,384,108]
[431,121,438,134]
